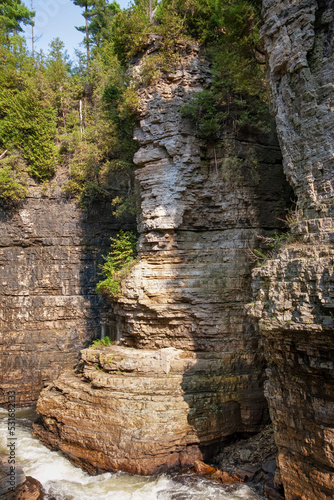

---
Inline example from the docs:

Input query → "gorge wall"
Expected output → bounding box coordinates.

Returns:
[34,47,291,475]
[0,174,132,406]
[249,1,334,499]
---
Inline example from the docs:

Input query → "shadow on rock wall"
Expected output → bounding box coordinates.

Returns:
[0,179,135,407]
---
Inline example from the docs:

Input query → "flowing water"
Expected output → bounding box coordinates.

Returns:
[0,408,263,500]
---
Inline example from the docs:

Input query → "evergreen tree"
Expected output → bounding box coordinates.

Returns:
[71,0,120,59]
[71,0,95,61]
[45,38,71,102]
[0,32,58,190]
[0,0,34,38]
[89,0,120,48]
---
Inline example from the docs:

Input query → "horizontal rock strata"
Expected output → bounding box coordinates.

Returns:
[251,222,334,500]
[34,48,290,473]
[257,1,334,498]
[34,345,267,474]
[0,177,133,406]
[262,0,334,218]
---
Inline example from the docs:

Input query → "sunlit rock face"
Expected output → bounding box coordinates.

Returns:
[34,47,290,474]
[34,346,268,475]
[252,1,334,498]
[0,175,133,406]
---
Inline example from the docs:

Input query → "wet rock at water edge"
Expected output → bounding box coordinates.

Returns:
[0,452,45,499]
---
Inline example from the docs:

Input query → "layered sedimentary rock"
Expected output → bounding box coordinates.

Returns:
[0,452,44,499]
[0,175,132,406]
[262,0,334,217]
[250,220,334,500]
[250,1,334,498]
[34,47,290,474]
[35,346,267,475]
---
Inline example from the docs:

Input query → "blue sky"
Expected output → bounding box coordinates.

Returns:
[22,0,131,60]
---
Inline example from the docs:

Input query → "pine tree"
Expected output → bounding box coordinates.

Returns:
[89,0,120,48]
[0,0,34,38]
[71,1,120,60]
[71,0,95,61]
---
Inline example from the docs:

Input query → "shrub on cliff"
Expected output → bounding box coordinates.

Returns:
[0,153,27,201]
[179,0,270,136]
[111,0,269,134]
[0,5,138,209]
[0,35,59,192]
[89,336,114,348]
[96,230,138,298]
[58,40,139,209]
[0,0,267,204]
[0,86,58,181]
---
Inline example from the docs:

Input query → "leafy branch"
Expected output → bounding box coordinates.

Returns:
[96,230,138,298]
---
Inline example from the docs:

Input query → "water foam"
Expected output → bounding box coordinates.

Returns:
[0,408,263,499]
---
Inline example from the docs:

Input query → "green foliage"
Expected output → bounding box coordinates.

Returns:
[0,152,27,201]
[43,38,71,104]
[60,54,139,208]
[0,2,138,208]
[111,0,269,133]
[89,0,121,48]
[0,86,58,181]
[112,0,215,67]
[111,0,196,84]
[285,208,303,229]
[178,0,270,137]
[111,193,138,219]
[0,35,59,189]
[181,90,226,141]
[71,0,120,60]
[0,0,269,206]
[157,0,219,43]
[111,0,153,62]
[250,230,297,267]
[71,0,95,60]
[89,335,114,348]
[0,0,34,37]
[96,230,138,298]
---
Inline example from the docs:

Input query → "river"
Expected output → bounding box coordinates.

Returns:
[0,408,263,499]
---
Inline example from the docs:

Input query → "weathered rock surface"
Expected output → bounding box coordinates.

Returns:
[217,424,284,499]
[0,175,134,406]
[250,224,334,500]
[34,48,290,474]
[255,1,334,498]
[6,477,45,500]
[262,0,334,218]
[0,452,26,495]
[34,345,268,474]
[0,452,45,499]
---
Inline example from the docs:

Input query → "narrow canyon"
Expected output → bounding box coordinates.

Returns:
[0,1,333,499]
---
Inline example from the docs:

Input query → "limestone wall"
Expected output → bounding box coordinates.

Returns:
[34,48,290,474]
[262,0,334,218]
[251,1,334,498]
[0,176,133,406]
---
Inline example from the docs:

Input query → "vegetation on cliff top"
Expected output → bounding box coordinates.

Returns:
[0,0,266,206]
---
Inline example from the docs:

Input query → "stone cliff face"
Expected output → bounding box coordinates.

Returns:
[0,175,132,406]
[249,1,334,499]
[34,47,290,475]
[262,0,334,218]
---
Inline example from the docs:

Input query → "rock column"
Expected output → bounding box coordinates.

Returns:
[251,2,334,498]
[34,47,290,474]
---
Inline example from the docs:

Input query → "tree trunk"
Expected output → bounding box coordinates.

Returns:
[31,1,34,59]
[79,99,84,138]
[149,0,152,23]
[85,5,90,62]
